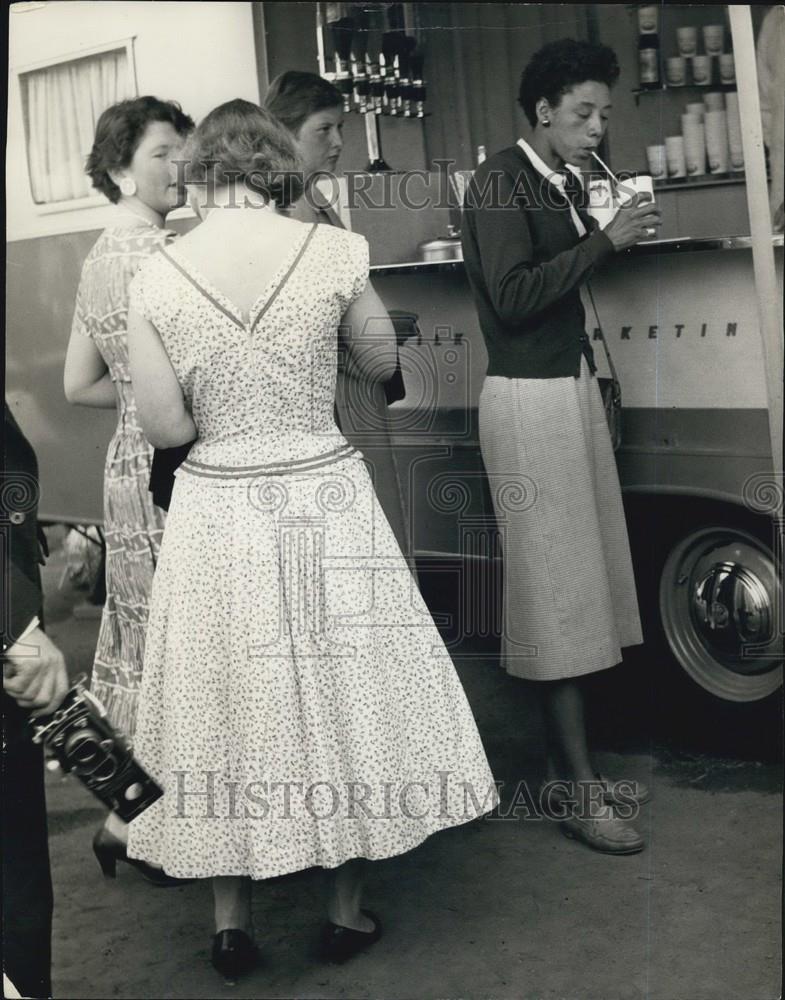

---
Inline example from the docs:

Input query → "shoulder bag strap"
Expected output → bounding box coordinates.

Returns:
[586,282,619,385]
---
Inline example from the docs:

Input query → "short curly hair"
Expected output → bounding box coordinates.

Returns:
[86,96,194,203]
[518,39,620,127]
[182,99,304,209]
[263,71,342,135]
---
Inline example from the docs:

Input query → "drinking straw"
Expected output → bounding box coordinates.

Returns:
[591,150,620,185]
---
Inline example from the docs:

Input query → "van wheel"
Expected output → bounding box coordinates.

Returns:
[658,525,782,702]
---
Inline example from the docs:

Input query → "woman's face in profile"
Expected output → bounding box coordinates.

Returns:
[295,106,344,176]
[124,120,189,217]
[546,80,612,167]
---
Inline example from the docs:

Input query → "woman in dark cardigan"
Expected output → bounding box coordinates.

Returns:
[461,39,661,854]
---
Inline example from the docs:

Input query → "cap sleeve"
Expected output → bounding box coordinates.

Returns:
[337,231,369,312]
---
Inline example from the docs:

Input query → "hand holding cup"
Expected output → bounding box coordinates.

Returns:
[604,191,662,251]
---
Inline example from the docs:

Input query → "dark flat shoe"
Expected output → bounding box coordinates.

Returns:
[92,827,193,887]
[211,929,259,982]
[320,909,382,964]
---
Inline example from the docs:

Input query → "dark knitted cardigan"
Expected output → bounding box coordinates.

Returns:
[461,143,615,378]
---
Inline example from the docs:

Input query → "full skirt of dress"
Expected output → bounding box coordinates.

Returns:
[127,452,498,879]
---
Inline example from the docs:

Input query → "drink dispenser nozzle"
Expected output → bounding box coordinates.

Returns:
[399,35,416,116]
[329,16,355,112]
[410,49,426,117]
[381,31,400,115]
[351,52,368,113]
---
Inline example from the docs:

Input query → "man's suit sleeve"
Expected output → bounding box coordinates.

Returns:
[2,405,44,651]
[2,561,42,652]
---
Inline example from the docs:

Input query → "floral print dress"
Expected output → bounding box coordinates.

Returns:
[124,222,498,878]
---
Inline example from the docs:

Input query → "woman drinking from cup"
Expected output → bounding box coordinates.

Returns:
[461,38,661,854]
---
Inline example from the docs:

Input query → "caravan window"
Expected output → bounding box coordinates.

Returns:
[17,40,136,210]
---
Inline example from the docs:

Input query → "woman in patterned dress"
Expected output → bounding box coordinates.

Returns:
[125,100,497,980]
[64,96,194,873]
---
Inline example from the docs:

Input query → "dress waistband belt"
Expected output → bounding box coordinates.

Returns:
[179,443,360,480]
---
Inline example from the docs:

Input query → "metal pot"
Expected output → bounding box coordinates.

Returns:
[418,236,463,262]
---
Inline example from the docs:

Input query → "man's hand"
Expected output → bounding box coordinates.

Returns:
[3,627,69,716]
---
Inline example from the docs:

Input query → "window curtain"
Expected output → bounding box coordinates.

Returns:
[20,48,130,204]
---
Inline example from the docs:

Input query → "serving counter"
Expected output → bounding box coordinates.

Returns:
[366,228,782,698]
[367,232,782,547]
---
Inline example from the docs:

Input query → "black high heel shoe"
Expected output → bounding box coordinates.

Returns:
[320,909,382,964]
[92,827,193,887]
[211,929,259,982]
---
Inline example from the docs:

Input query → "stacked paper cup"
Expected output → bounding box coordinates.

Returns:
[725,91,745,172]
[704,107,729,175]
[665,135,687,179]
[645,144,667,181]
[681,113,706,176]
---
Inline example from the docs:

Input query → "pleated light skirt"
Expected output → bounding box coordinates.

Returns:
[478,357,643,681]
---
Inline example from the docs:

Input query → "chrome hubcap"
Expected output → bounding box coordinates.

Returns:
[660,526,782,701]
[692,558,772,662]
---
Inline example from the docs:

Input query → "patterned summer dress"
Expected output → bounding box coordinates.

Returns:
[125,222,498,878]
[70,213,173,735]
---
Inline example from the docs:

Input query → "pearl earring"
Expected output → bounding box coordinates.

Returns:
[119,177,137,197]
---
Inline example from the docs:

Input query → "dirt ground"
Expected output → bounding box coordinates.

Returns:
[37,541,782,1000]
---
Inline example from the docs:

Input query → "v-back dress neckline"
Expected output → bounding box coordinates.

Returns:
[160,222,318,333]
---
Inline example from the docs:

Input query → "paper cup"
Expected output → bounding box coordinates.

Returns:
[727,140,744,172]
[704,91,725,111]
[703,24,724,57]
[638,5,659,34]
[587,178,618,229]
[665,136,687,178]
[724,91,739,116]
[677,26,698,58]
[666,56,687,86]
[616,175,656,236]
[725,90,744,173]
[704,109,729,174]
[617,174,655,205]
[685,102,706,121]
[719,53,735,84]
[724,93,744,171]
[646,144,667,180]
[692,55,711,85]
[682,119,707,176]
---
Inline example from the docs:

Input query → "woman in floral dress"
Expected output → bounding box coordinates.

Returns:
[64,96,193,875]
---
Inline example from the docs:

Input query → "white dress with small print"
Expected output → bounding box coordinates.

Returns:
[126,222,498,879]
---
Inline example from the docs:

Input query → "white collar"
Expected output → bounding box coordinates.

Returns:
[517,138,584,190]
[517,137,587,238]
